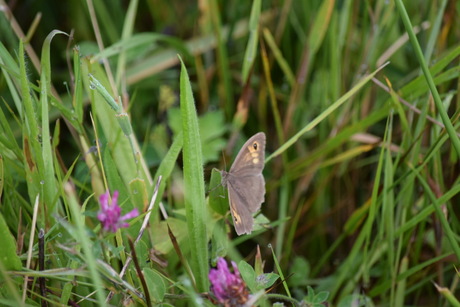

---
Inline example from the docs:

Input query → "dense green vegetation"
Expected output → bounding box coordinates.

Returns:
[1,0,459,306]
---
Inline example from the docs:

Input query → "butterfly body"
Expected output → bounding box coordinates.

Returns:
[221,132,266,235]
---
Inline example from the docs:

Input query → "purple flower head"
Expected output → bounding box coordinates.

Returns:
[209,257,250,306]
[97,191,139,233]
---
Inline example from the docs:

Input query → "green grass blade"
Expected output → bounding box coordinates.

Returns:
[330,113,390,299]
[414,170,460,261]
[0,42,22,118]
[39,71,58,217]
[262,27,295,88]
[115,0,138,86]
[393,167,460,238]
[434,283,460,307]
[269,244,291,298]
[151,131,183,221]
[18,40,43,204]
[308,0,335,57]
[394,256,408,307]
[241,0,261,83]
[382,113,396,304]
[65,190,106,306]
[83,64,152,190]
[209,0,233,116]
[41,30,67,93]
[423,0,448,62]
[179,56,209,292]
[19,40,38,142]
[370,252,452,297]
[267,63,389,163]
[395,0,460,156]
[72,47,83,126]
[0,213,22,271]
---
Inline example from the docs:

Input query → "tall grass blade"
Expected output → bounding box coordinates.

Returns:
[179,56,209,292]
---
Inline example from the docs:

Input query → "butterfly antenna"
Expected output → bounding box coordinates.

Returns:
[265,273,294,293]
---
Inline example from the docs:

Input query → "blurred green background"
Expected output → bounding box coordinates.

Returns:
[1,0,460,306]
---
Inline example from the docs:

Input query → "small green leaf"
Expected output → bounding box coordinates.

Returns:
[337,294,373,307]
[306,285,315,301]
[289,256,310,287]
[208,169,227,216]
[238,261,256,292]
[143,268,166,302]
[313,291,329,303]
[255,272,279,290]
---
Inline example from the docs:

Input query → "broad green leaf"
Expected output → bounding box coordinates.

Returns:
[238,260,256,292]
[179,56,209,291]
[143,268,166,302]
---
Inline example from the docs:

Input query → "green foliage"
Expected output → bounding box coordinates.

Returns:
[179,56,209,292]
[238,260,279,293]
[302,286,329,307]
[143,268,166,303]
[289,256,310,288]
[0,214,22,272]
[168,107,226,164]
[0,0,459,306]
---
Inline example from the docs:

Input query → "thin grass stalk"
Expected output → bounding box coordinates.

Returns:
[394,0,460,156]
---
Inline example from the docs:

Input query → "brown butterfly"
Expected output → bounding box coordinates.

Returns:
[220,132,266,235]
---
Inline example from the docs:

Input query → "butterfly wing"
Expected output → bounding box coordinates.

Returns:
[226,132,266,235]
[227,182,253,235]
[229,132,266,175]
[227,173,265,235]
